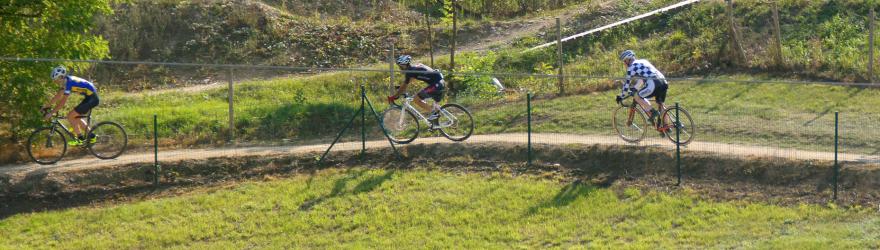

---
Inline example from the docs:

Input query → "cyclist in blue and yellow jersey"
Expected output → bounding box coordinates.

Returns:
[388,55,446,125]
[615,50,669,128]
[41,66,99,146]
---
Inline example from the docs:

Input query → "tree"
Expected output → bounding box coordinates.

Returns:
[0,0,112,142]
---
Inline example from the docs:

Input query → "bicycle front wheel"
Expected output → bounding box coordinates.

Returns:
[381,107,420,144]
[88,121,128,159]
[438,103,474,142]
[612,106,649,143]
[662,106,695,145]
[27,127,67,165]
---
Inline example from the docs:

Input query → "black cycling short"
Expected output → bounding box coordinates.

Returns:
[74,94,99,114]
[417,81,446,102]
[641,79,668,104]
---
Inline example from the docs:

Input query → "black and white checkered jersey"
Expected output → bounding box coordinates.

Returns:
[622,59,666,96]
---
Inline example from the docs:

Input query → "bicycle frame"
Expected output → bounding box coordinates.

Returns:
[47,112,93,142]
[394,94,456,128]
[621,95,672,133]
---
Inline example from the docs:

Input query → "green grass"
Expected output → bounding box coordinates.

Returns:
[471,79,880,154]
[0,168,877,248]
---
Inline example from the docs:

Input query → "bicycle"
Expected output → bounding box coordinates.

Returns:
[27,111,128,165]
[382,92,474,144]
[612,93,695,145]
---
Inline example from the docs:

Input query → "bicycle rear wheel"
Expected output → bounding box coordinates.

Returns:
[381,107,420,144]
[612,106,649,143]
[27,127,67,165]
[438,103,474,142]
[662,106,695,145]
[88,121,128,159]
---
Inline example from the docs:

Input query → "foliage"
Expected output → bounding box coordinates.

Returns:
[399,0,592,20]
[0,0,112,140]
[455,51,503,100]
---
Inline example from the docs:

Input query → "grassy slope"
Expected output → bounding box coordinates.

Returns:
[472,80,880,154]
[0,168,876,248]
[93,70,880,154]
[60,0,880,154]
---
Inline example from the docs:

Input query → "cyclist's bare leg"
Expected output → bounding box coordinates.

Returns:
[657,102,672,125]
[66,110,87,137]
[413,95,432,114]
[634,96,653,113]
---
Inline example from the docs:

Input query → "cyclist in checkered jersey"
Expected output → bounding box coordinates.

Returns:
[615,50,669,127]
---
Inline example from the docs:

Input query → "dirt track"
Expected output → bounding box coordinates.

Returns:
[3,133,877,178]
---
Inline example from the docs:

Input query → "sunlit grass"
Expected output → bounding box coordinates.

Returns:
[0,168,876,248]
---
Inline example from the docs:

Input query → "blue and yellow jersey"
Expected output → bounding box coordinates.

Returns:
[63,76,98,96]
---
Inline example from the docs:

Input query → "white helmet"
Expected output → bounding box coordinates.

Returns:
[396,55,412,65]
[51,66,68,80]
[619,50,636,61]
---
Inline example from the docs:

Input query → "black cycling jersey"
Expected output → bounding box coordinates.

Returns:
[404,64,444,86]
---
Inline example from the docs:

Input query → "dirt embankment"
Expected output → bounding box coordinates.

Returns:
[1,142,878,218]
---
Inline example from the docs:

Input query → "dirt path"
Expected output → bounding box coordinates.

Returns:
[3,133,877,178]
[457,3,599,52]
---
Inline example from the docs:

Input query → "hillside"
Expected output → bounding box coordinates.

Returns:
[89,0,590,90]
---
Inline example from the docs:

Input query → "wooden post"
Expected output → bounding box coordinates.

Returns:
[450,0,457,95]
[556,17,564,95]
[772,1,784,68]
[227,68,234,142]
[389,44,395,94]
[426,2,435,68]
[870,7,875,83]
[725,0,747,65]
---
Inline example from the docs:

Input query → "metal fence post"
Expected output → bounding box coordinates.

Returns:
[228,68,234,142]
[556,17,565,95]
[153,114,160,186]
[675,102,681,186]
[527,93,533,166]
[361,85,366,162]
[833,111,839,200]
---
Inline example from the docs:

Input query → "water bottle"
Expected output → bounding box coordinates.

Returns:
[491,78,505,92]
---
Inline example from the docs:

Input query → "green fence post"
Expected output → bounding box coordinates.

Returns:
[361,85,366,163]
[675,102,681,186]
[527,92,532,166]
[153,114,160,186]
[833,111,839,200]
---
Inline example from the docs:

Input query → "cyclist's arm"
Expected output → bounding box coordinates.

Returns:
[393,76,412,98]
[621,71,633,97]
[42,90,64,110]
[49,93,69,115]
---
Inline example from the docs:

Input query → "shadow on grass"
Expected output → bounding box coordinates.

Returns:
[524,179,601,216]
[803,88,864,126]
[704,83,758,113]
[247,101,393,143]
[298,169,395,211]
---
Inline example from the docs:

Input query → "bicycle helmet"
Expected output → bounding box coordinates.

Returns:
[619,50,636,61]
[396,55,412,65]
[51,66,68,80]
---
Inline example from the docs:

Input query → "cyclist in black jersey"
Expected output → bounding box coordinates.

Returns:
[388,55,446,123]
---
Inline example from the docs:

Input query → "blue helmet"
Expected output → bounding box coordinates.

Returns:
[619,50,636,61]
[396,55,412,65]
